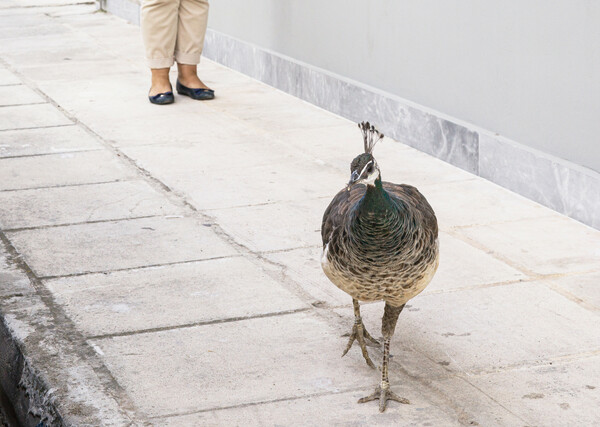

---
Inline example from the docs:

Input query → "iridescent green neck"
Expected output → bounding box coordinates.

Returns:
[358,177,393,214]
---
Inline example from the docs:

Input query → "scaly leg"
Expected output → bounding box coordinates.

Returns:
[358,303,410,412]
[342,299,380,369]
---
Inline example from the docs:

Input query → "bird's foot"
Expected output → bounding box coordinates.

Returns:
[358,383,410,412]
[341,320,380,369]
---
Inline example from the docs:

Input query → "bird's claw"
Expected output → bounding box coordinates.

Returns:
[341,321,379,369]
[358,384,410,412]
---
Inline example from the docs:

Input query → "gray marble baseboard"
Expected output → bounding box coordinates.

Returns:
[480,135,600,230]
[100,0,600,231]
[99,0,140,25]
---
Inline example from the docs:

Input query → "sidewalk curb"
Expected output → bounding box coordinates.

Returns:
[0,314,63,427]
[0,232,135,426]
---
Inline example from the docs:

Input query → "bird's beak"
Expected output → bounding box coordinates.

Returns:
[346,170,360,191]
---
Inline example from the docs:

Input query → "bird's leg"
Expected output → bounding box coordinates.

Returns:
[342,299,380,369]
[358,303,410,412]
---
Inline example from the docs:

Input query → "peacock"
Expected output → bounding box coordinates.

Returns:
[321,121,439,412]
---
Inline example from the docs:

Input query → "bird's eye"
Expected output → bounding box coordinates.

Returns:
[367,165,373,173]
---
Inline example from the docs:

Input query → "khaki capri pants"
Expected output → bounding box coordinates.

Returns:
[141,0,209,69]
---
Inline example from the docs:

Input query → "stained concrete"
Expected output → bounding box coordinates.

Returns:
[0,150,136,191]
[0,180,182,229]
[0,126,101,158]
[0,1,599,426]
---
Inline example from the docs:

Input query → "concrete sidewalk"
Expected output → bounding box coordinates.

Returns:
[1,1,600,426]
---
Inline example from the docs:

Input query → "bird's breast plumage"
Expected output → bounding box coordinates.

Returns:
[321,181,439,307]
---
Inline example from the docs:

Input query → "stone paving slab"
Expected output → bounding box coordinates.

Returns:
[206,84,349,132]
[470,355,600,426]
[7,216,239,277]
[0,244,33,298]
[432,376,526,427]
[45,258,308,337]
[263,246,351,307]
[210,198,327,253]
[90,312,440,419]
[0,33,120,67]
[421,178,557,230]
[0,149,136,191]
[1,0,89,8]
[458,216,600,275]
[121,142,346,210]
[0,66,20,85]
[0,180,182,229]
[17,59,142,84]
[0,103,71,131]
[342,282,600,376]
[0,22,70,40]
[547,271,600,311]
[0,125,101,158]
[0,84,44,107]
[150,387,464,426]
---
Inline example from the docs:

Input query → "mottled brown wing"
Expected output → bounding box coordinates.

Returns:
[383,182,438,238]
[321,184,366,247]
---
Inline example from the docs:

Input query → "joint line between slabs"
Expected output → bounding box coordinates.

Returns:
[0,123,75,133]
[87,307,312,340]
[453,376,529,424]
[0,179,130,193]
[2,213,168,233]
[145,384,395,420]
[0,1,95,10]
[0,147,102,160]
[0,102,47,108]
[37,254,246,281]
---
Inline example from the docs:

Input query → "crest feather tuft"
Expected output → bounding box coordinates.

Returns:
[358,121,384,154]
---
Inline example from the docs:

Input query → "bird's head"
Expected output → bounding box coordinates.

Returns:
[347,122,384,189]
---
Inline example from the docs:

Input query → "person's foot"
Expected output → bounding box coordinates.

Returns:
[149,67,172,96]
[177,63,212,91]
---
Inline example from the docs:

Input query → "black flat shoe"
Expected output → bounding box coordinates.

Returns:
[176,80,215,100]
[148,90,174,105]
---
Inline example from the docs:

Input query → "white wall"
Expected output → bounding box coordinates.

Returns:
[208,0,600,172]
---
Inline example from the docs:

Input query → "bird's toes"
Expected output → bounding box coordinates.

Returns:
[388,390,410,404]
[358,386,410,412]
[357,389,379,404]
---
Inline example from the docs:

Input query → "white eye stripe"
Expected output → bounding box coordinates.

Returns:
[359,160,373,178]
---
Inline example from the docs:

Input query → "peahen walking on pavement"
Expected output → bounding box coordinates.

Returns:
[321,122,439,412]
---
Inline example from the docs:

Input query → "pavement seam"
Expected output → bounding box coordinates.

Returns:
[142,381,430,420]
[0,147,102,160]
[450,376,530,425]
[0,101,47,108]
[445,227,540,277]
[0,123,75,133]
[87,307,312,340]
[0,178,129,193]
[0,2,95,10]
[37,253,245,281]
[542,281,600,313]
[2,213,167,233]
